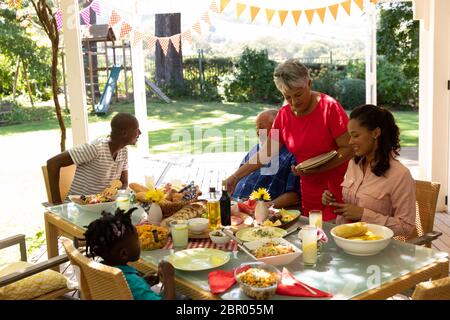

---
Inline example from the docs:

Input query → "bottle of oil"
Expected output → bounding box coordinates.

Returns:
[207,187,221,230]
[220,180,231,226]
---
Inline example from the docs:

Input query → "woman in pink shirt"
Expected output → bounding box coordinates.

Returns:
[225,59,354,221]
[322,104,416,237]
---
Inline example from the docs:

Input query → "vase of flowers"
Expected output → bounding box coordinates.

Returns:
[250,188,271,225]
[145,188,165,225]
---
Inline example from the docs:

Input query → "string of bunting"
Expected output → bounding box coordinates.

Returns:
[54,0,379,56]
[218,0,379,26]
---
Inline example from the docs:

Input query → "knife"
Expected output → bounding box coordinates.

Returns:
[283,226,302,238]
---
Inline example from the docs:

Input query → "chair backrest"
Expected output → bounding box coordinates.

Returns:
[395,180,440,246]
[61,238,133,300]
[42,164,76,204]
[412,276,450,300]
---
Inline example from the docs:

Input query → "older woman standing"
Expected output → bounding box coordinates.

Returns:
[322,104,416,237]
[226,59,353,221]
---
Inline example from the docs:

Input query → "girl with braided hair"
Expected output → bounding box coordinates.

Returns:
[84,208,176,300]
[321,104,416,237]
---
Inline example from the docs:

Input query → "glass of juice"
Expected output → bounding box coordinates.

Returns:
[116,189,131,211]
[309,210,323,229]
[170,220,188,248]
[302,225,318,267]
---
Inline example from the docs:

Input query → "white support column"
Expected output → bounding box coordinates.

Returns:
[60,0,89,146]
[365,0,377,105]
[131,0,149,156]
[414,0,450,211]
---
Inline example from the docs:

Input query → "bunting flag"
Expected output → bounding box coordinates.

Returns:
[220,0,231,13]
[201,11,212,26]
[209,0,219,14]
[371,0,378,3]
[328,3,339,20]
[80,7,91,25]
[133,30,143,47]
[192,21,202,35]
[108,10,121,27]
[55,9,63,31]
[265,8,275,24]
[250,6,260,22]
[144,35,157,51]
[278,10,288,26]
[305,9,315,25]
[316,7,326,23]
[236,3,246,19]
[354,0,364,11]
[119,21,132,38]
[181,30,192,44]
[171,34,181,53]
[91,0,100,15]
[158,37,170,56]
[291,10,301,26]
[341,0,352,16]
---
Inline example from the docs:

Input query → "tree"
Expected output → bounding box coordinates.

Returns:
[377,2,419,106]
[7,0,66,151]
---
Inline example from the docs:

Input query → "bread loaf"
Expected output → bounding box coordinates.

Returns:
[136,191,148,203]
[129,183,149,193]
[160,202,206,228]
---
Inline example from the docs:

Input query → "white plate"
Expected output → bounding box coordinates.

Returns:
[243,238,302,266]
[166,248,231,271]
[69,195,117,214]
[296,150,338,170]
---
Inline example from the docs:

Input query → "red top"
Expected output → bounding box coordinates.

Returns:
[271,93,349,220]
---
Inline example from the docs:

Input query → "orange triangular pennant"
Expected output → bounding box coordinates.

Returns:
[144,35,156,51]
[119,21,132,38]
[133,30,143,47]
[201,11,212,26]
[371,0,378,4]
[209,0,219,13]
[181,30,192,44]
[305,9,315,25]
[158,37,170,56]
[278,10,288,26]
[291,10,301,26]
[220,0,231,13]
[192,21,202,35]
[108,10,121,27]
[354,0,364,11]
[328,3,339,20]
[341,0,352,15]
[250,6,260,22]
[236,3,246,19]
[170,34,181,53]
[316,7,326,23]
[266,8,276,24]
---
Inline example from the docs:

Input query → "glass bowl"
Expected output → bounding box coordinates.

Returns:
[234,262,281,300]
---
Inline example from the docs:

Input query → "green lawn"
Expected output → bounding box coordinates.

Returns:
[0,100,418,151]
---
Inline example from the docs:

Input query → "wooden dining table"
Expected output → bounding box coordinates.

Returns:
[44,202,449,300]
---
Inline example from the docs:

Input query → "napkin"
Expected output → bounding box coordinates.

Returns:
[208,270,237,294]
[208,266,251,294]
[276,268,333,298]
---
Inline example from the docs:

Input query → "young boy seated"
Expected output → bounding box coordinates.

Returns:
[84,208,176,300]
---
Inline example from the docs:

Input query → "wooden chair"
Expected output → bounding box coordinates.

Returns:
[61,238,133,300]
[398,180,443,247]
[0,234,72,300]
[412,276,450,300]
[41,164,76,205]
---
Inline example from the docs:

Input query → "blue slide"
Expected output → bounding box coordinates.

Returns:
[94,64,122,115]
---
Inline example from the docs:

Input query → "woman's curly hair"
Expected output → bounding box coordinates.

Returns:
[84,207,137,259]
[350,104,401,177]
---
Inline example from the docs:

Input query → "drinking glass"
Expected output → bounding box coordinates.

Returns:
[170,220,188,248]
[145,175,155,190]
[116,189,131,211]
[302,225,318,267]
[309,210,323,229]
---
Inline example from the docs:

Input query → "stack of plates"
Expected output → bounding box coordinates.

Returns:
[295,150,338,171]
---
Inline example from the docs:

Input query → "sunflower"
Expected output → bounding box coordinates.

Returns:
[145,188,165,204]
[250,187,271,201]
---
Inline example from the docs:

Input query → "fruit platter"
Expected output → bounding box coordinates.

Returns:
[262,209,301,229]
